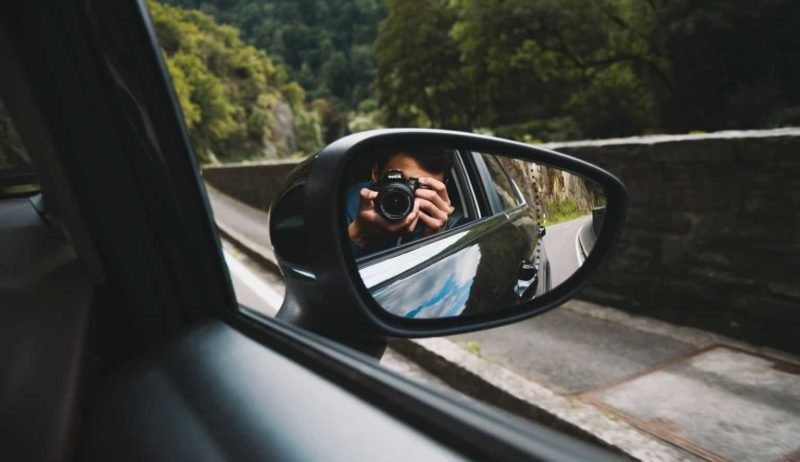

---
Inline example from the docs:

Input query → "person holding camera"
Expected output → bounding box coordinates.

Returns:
[346,147,455,257]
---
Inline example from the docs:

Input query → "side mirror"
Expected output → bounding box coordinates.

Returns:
[271,129,626,356]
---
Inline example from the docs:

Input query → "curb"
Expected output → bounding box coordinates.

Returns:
[216,220,281,276]
[389,337,697,462]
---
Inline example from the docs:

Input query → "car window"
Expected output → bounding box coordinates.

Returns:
[482,154,522,213]
[0,97,39,197]
[352,156,475,266]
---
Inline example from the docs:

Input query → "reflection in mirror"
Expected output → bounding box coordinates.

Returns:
[343,146,606,320]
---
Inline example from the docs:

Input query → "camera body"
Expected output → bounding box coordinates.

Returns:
[373,170,420,221]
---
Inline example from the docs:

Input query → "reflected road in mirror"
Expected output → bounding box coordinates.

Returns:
[542,214,591,288]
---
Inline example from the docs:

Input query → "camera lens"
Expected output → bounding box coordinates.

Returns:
[379,187,412,220]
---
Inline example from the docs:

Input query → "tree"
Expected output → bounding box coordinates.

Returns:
[148,1,323,162]
[374,0,475,129]
[162,0,386,111]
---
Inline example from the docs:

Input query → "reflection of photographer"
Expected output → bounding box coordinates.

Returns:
[346,147,454,256]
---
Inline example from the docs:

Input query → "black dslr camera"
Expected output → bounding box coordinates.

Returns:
[373,170,420,221]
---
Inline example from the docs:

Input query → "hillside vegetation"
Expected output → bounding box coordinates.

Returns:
[149,1,323,164]
[149,0,799,162]
[161,0,385,143]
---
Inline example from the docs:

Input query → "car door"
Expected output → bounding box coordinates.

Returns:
[0,2,618,461]
[462,152,544,309]
[476,153,550,297]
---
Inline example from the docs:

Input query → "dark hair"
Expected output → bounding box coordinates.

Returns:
[373,146,453,176]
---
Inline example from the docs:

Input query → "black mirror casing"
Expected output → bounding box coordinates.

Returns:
[274,129,627,354]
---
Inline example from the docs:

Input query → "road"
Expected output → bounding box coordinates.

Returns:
[207,186,272,250]
[222,240,284,316]
[541,214,592,288]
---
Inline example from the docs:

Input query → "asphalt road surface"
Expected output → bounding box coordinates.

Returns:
[541,214,592,288]
[222,240,284,316]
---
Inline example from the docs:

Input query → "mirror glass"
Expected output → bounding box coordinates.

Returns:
[343,145,606,319]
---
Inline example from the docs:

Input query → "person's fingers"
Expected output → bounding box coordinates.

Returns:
[404,198,420,225]
[417,210,445,230]
[409,213,420,232]
[419,177,450,204]
[417,198,448,222]
[403,199,421,232]
[359,188,378,207]
[415,188,452,214]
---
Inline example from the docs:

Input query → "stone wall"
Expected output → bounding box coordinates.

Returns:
[546,128,800,353]
[203,159,301,212]
[204,129,800,353]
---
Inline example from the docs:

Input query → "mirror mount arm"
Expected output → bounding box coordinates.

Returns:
[275,276,388,359]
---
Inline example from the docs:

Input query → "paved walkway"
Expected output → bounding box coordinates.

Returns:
[208,186,800,461]
[449,302,800,461]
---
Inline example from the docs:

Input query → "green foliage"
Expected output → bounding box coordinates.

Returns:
[149,1,323,163]
[0,100,29,169]
[151,0,799,155]
[161,0,385,113]
[374,0,800,139]
[542,198,586,226]
[375,0,471,129]
[293,109,324,155]
[464,341,482,357]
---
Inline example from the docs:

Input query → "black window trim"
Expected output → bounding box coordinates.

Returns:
[488,155,526,207]
[453,150,481,220]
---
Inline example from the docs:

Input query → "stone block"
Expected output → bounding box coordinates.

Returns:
[651,140,738,163]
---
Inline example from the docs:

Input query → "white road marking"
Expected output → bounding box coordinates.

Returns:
[575,225,585,267]
[223,250,284,310]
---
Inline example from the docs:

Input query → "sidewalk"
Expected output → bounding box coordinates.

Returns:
[428,301,800,461]
[208,186,800,461]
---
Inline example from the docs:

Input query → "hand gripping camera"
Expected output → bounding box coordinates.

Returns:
[373,170,420,221]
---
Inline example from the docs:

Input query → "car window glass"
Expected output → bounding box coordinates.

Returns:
[482,154,521,212]
[0,97,38,197]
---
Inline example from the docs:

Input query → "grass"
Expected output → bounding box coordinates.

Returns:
[464,341,482,357]
[542,198,588,226]
[0,183,40,197]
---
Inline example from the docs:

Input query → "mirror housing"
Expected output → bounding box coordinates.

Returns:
[271,129,626,355]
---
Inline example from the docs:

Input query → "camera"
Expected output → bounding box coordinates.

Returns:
[373,170,420,221]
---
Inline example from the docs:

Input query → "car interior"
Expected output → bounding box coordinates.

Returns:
[0,114,95,461]
[0,2,623,461]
